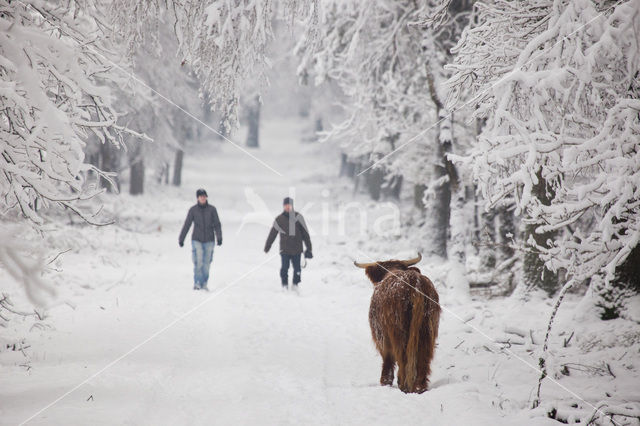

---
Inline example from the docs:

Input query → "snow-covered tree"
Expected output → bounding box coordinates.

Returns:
[109,0,320,131]
[112,24,204,195]
[305,0,433,172]
[0,0,146,226]
[0,0,148,298]
[304,0,473,260]
[2,0,320,224]
[447,0,640,298]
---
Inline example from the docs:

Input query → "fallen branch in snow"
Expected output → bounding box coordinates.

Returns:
[495,335,525,346]
[471,239,526,255]
[46,248,72,266]
[584,402,640,425]
[504,326,527,338]
[529,329,539,345]
[0,294,42,320]
[482,345,495,353]
[29,322,52,332]
[563,331,575,348]
[4,339,30,358]
[560,362,616,378]
[605,364,615,379]
[462,313,475,323]
[468,256,518,289]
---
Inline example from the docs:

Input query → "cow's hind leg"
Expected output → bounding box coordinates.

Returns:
[413,354,429,394]
[397,360,409,393]
[393,335,409,392]
[413,326,434,393]
[380,352,395,386]
[396,345,408,392]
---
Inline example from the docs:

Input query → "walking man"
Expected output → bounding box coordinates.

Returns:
[264,197,313,291]
[179,189,222,291]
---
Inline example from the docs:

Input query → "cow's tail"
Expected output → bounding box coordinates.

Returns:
[405,287,426,391]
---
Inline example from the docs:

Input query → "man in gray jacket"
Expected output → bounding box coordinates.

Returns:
[264,197,312,290]
[179,189,222,290]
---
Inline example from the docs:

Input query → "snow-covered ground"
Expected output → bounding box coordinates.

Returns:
[1,119,639,425]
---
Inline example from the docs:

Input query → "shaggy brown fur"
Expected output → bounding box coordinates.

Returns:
[364,260,440,393]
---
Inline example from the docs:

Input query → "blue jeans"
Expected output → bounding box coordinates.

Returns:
[280,253,301,285]
[192,241,214,288]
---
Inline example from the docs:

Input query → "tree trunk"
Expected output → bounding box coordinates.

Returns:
[246,95,260,148]
[449,185,471,300]
[497,202,516,261]
[414,184,426,210]
[595,239,640,320]
[427,135,452,259]
[425,72,456,259]
[365,167,384,201]
[450,186,468,265]
[339,153,358,178]
[157,162,169,185]
[99,142,120,192]
[479,208,497,269]
[339,153,348,176]
[382,175,403,199]
[173,149,184,186]
[613,242,640,293]
[218,117,230,140]
[298,94,310,118]
[130,159,144,195]
[523,171,558,295]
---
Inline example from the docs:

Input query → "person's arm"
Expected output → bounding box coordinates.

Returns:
[179,208,194,246]
[264,221,278,253]
[297,215,312,254]
[213,207,222,245]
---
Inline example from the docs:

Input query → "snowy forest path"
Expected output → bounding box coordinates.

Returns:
[4,119,521,425]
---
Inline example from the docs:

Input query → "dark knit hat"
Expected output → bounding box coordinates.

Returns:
[283,197,293,205]
[196,189,208,197]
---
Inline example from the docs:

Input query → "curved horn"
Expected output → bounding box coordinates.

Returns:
[354,260,377,268]
[401,253,422,266]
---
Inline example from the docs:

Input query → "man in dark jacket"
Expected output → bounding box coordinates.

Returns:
[179,189,222,291]
[264,197,312,291]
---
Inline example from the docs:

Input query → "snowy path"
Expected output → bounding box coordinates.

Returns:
[2,120,582,425]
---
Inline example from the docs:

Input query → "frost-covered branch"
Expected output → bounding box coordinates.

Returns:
[447,0,640,286]
[301,1,440,178]
[0,0,144,226]
[109,0,320,130]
